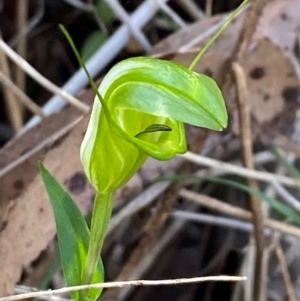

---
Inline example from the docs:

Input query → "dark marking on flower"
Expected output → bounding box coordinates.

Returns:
[68,172,87,194]
[249,67,265,79]
[281,86,300,102]
[13,179,24,190]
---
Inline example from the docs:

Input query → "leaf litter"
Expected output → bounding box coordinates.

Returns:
[2,1,300,300]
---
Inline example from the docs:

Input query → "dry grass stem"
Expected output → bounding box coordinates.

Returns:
[172,210,254,232]
[174,0,204,20]
[9,0,45,48]
[14,286,69,301]
[205,0,213,16]
[0,70,45,118]
[1,276,246,301]
[15,0,29,120]
[179,189,300,239]
[104,0,152,50]
[233,61,264,299]
[181,151,300,188]
[0,38,90,113]
[0,33,23,131]
[272,182,300,214]
[62,0,94,12]
[236,0,267,60]
[274,237,297,301]
[154,0,186,28]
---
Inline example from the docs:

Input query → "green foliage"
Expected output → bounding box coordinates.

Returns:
[39,163,104,301]
[80,0,116,62]
[96,0,115,26]
[81,31,108,62]
[270,146,300,180]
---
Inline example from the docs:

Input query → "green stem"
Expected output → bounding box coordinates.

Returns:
[188,0,248,71]
[81,192,113,299]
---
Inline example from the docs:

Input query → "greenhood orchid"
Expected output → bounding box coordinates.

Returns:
[38,1,252,296]
[80,57,227,194]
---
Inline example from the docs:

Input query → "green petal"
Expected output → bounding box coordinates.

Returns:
[100,57,227,130]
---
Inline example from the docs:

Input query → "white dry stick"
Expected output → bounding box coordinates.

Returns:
[172,210,254,233]
[153,0,186,28]
[1,276,247,301]
[104,0,152,51]
[0,38,90,113]
[25,0,169,129]
[14,286,69,301]
[62,0,93,12]
[180,151,300,188]
[175,0,205,20]
[272,182,300,214]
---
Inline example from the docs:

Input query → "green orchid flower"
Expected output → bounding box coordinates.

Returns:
[80,57,227,194]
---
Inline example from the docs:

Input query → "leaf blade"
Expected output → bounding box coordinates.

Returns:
[39,163,104,301]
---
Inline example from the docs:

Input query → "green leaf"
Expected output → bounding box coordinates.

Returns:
[270,146,300,180]
[96,0,115,26]
[39,163,104,301]
[81,31,107,62]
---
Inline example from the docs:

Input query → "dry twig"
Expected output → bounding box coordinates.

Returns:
[232,61,264,300]
[0,38,90,113]
[0,70,45,118]
[179,189,300,239]
[0,276,246,301]
[181,151,300,188]
[0,32,22,132]
[274,237,297,301]
[15,0,29,122]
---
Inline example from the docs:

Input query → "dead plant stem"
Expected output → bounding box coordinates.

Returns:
[0,32,22,132]
[15,0,29,122]
[179,189,300,239]
[233,62,264,300]
[274,237,297,301]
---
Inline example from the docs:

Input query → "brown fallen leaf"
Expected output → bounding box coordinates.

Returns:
[0,113,92,295]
